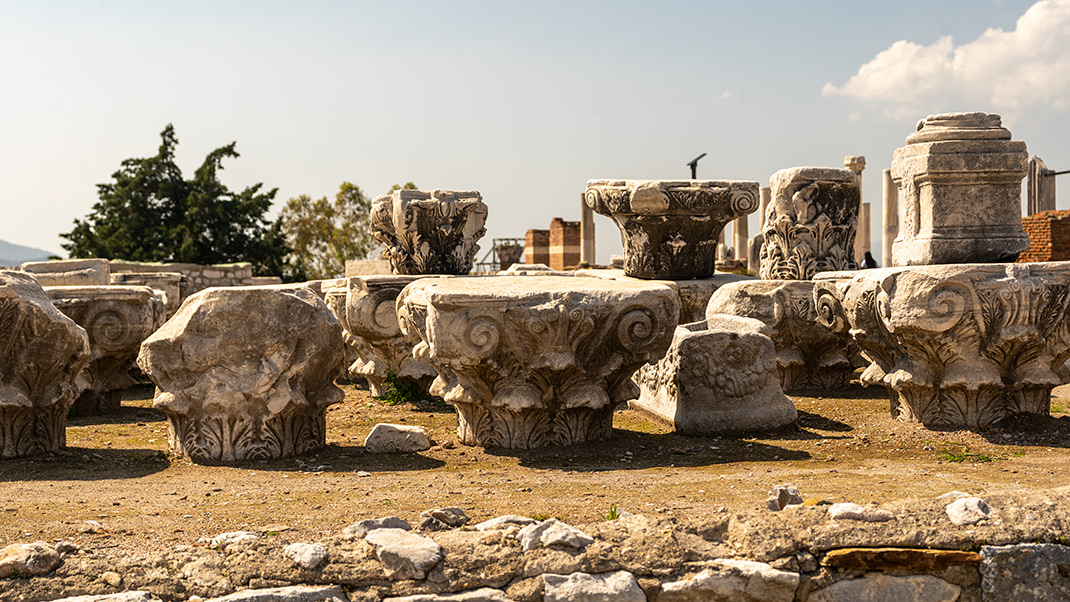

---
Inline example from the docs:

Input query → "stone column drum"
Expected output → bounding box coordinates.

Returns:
[706,279,854,392]
[138,287,345,464]
[632,315,797,434]
[814,263,1070,429]
[0,271,90,458]
[760,167,859,280]
[330,275,438,396]
[46,285,166,415]
[891,112,1029,265]
[584,179,760,280]
[397,275,679,448]
[371,189,488,275]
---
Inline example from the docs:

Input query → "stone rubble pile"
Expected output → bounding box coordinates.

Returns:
[3,486,1070,601]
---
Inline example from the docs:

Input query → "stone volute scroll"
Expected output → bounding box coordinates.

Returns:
[371,189,488,276]
[891,112,1029,266]
[814,263,1070,429]
[0,271,91,459]
[138,286,345,464]
[584,179,760,280]
[45,285,167,415]
[397,275,679,449]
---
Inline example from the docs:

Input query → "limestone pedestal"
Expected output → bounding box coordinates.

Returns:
[584,179,759,280]
[891,112,1029,265]
[760,167,860,280]
[706,279,854,392]
[814,263,1070,428]
[45,286,166,415]
[397,276,679,448]
[0,271,90,458]
[138,287,345,464]
[326,275,438,396]
[575,268,755,324]
[371,189,488,275]
[632,316,797,434]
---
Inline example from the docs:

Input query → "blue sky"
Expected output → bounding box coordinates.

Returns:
[2,0,1065,265]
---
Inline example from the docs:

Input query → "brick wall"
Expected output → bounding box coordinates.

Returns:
[1019,210,1070,262]
[548,218,580,270]
[525,229,550,266]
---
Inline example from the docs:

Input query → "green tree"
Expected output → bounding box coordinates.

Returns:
[279,181,417,280]
[61,125,286,275]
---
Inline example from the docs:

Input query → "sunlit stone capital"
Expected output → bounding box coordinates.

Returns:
[138,287,345,464]
[0,271,90,459]
[813,263,1070,428]
[398,275,679,449]
[707,278,854,392]
[45,285,166,415]
[584,179,759,280]
[371,189,488,275]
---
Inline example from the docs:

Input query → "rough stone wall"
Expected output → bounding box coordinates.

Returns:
[549,218,580,270]
[524,229,549,266]
[109,261,280,296]
[1019,210,1070,262]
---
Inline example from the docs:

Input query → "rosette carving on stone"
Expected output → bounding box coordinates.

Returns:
[398,275,678,448]
[706,279,855,392]
[371,189,488,275]
[584,180,759,280]
[0,271,90,458]
[45,285,166,415]
[632,316,796,434]
[138,287,344,464]
[759,167,859,280]
[813,263,1070,429]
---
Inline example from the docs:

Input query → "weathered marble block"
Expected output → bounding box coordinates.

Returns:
[632,315,797,434]
[45,286,166,415]
[814,263,1070,428]
[706,279,854,392]
[22,258,110,286]
[0,271,90,458]
[397,275,679,448]
[325,275,437,396]
[760,167,859,280]
[371,189,488,275]
[575,268,755,325]
[137,287,345,463]
[584,179,760,280]
[109,271,185,318]
[892,112,1029,265]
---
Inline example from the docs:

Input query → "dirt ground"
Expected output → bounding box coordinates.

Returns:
[2,381,1069,556]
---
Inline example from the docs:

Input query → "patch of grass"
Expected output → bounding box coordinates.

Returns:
[940,448,1000,463]
[605,504,620,521]
[1051,401,1069,414]
[373,371,448,410]
[531,513,549,521]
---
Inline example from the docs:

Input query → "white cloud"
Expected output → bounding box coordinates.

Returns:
[824,0,1070,119]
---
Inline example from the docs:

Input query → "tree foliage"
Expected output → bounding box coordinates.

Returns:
[279,181,417,280]
[61,125,286,275]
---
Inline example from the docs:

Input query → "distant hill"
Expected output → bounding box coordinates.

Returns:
[0,239,58,267]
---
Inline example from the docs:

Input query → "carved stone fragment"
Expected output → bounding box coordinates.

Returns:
[371,189,488,275]
[632,315,797,434]
[0,271,90,459]
[137,287,345,463]
[397,275,679,448]
[760,167,859,280]
[575,268,755,325]
[706,279,854,392]
[21,258,110,286]
[584,179,760,280]
[45,286,166,415]
[110,271,186,318]
[814,262,1070,428]
[891,112,1029,265]
[325,275,438,396]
